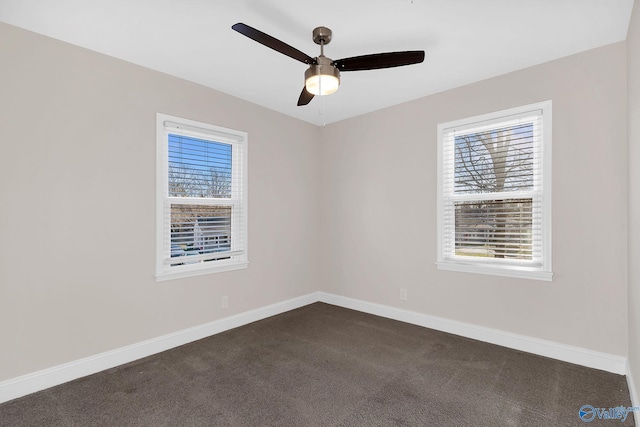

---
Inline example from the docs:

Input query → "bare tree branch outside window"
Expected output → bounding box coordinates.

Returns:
[454,123,535,259]
[168,134,233,260]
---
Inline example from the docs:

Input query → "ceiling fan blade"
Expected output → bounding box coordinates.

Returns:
[232,23,314,65]
[297,87,314,106]
[333,51,425,72]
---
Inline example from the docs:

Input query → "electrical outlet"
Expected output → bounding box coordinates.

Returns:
[221,295,229,309]
[400,288,407,301]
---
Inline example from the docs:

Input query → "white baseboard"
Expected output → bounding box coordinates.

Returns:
[0,292,318,404]
[0,291,629,405]
[317,292,627,375]
[627,361,640,425]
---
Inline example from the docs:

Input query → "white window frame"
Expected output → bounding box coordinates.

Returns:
[436,101,552,281]
[156,113,248,281]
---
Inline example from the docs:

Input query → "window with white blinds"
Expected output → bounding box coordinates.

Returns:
[437,101,552,281]
[156,113,248,280]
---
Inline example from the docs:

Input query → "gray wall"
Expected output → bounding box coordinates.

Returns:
[0,22,322,381]
[319,42,628,356]
[627,0,640,404]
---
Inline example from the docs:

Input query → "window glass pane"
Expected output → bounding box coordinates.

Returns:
[170,204,232,265]
[454,198,533,260]
[168,134,232,198]
[454,123,534,194]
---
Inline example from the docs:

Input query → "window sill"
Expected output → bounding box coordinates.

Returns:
[436,261,553,281]
[156,260,249,282]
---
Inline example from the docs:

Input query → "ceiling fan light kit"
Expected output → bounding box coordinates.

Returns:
[231,22,424,106]
[305,57,340,96]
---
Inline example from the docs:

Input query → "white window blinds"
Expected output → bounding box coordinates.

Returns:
[156,114,248,280]
[437,101,552,280]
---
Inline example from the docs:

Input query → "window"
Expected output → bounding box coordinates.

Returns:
[437,101,552,280]
[156,113,248,280]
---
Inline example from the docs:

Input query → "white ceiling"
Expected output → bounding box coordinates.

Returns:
[0,0,634,126]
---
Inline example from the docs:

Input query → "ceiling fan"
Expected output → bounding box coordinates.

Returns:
[231,23,425,106]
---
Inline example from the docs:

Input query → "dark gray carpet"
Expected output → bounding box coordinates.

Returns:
[0,303,634,426]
